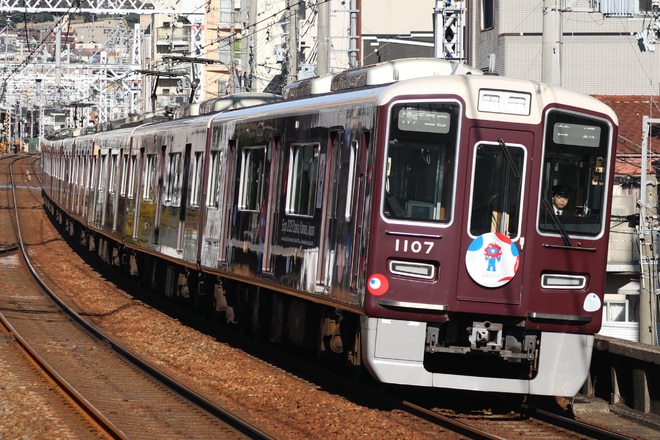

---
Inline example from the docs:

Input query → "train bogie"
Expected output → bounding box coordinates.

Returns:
[40,58,618,397]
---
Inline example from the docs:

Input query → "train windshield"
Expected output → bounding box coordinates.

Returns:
[538,110,611,237]
[469,141,525,238]
[383,102,460,223]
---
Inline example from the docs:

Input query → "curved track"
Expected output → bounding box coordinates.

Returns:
[0,155,271,440]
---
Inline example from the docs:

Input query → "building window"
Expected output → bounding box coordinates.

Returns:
[482,0,494,30]
[603,300,629,322]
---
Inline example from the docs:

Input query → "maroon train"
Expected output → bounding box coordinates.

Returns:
[40,58,618,396]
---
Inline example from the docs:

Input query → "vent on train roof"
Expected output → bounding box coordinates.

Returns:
[282,58,484,100]
[281,74,334,100]
[173,92,283,118]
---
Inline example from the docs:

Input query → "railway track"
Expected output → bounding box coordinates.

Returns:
[0,155,271,439]
[243,334,644,440]
[2,153,656,439]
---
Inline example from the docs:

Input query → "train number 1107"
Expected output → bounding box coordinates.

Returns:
[394,239,434,254]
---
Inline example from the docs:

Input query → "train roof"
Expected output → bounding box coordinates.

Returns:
[204,73,617,131]
[282,58,484,100]
[376,74,619,125]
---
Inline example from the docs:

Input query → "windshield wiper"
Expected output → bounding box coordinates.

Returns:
[543,199,572,246]
[497,138,520,178]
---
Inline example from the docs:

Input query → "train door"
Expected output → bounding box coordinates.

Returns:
[308,130,338,290]
[154,145,166,244]
[68,146,76,212]
[324,129,365,302]
[70,149,79,212]
[175,144,192,252]
[74,150,84,215]
[318,130,341,290]
[86,151,100,226]
[95,151,108,227]
[260,136,282,273]
[102,151,119,230]
[115,149,129,233]
[84,145,93,217]
[232,136,281,274]
[62,146,71,208]
[199,132,231,267]
[350,131,371,297]
[128,148,145,242]
[458,129,533,306]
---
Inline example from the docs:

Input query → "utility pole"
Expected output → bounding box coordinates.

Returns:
[36,78,44,140]
[639,117,659,346]
[248,0,257,91]
[542,0,562,85]
[348,0,359,68]
[287,0,299,83]
[317,0,330,75]
[55,17,62,85]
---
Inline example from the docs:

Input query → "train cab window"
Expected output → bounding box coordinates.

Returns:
[538,110,611,237]
[286,143,320,217]
[383,102,460,223]
[468,141,525,238]
[238,146,266,211]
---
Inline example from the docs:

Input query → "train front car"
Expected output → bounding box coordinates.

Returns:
[362,75,618,396]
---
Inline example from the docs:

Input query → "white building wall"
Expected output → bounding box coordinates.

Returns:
[360,0,436,35]
[470,0,660,95]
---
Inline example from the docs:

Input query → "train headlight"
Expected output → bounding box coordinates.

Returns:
[541,274,587,289]
[389,260,436,280]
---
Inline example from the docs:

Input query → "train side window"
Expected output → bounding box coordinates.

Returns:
[127,155,137,199]
[345,140,358,221]
[64,154,71,182]
[238,146,266,211]
[88,156,96,190]
[99,154,108,194]
[120,153,128,196]
[82,154,88,186]
[207,150,224,208]
[286,143,319,217]
[165,152,182,204]
[143,153,157,201]
[109,154,118,194]
[190,152,203,208]
[75,155,81,186]
[71,155,78,187]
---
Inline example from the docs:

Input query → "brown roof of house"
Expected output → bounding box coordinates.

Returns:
[595,95,660,176]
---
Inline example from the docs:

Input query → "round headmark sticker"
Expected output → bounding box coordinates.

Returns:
[367,274,389,296]
[465,232,520,288]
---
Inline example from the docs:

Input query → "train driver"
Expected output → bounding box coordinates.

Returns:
[550,184,572,216]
